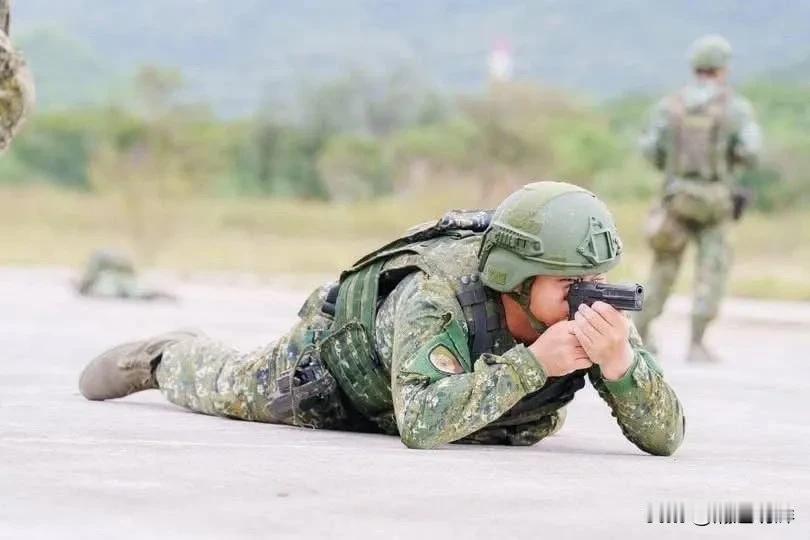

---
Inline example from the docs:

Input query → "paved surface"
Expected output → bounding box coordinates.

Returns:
[1,268,808,539]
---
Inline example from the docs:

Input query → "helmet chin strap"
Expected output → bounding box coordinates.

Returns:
[507,278,548,334]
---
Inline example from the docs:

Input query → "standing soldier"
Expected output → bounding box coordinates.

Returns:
[633,35,762,363]
[0,0,34,151]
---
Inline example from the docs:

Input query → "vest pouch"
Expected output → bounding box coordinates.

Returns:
[665,178,732,225]
[265,345,348,430]
[644,205,689,253]
[319,320,393,418]
[667,87,729,182]
[674,113,716,179]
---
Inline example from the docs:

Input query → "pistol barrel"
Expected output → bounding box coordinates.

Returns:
[567,282,645,319]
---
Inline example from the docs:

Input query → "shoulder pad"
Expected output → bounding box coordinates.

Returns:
[405,316,472,384]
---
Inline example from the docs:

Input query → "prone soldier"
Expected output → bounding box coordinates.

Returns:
[78,181,684,454]
[76,249,176,301]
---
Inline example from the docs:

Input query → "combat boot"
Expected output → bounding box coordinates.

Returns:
[687,315,719,363]
[79,330,201,400]
[687,342,720,364]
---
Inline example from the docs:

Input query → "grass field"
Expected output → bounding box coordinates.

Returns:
[4,185,810,300]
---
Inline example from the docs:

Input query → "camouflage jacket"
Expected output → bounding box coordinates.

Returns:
[358,234,685,454]
[0,20,34,151]
[639,81,761,177]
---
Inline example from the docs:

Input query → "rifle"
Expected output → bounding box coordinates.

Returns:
[567,281,644,320]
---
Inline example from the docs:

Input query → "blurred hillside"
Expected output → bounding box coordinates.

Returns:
[4,69,809,210]
[14,0,810,115]
[5,2,810,300]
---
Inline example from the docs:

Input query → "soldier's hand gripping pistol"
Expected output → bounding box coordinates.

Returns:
[567,281,645,320]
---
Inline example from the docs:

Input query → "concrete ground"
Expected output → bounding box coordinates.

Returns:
[1,267,808,539]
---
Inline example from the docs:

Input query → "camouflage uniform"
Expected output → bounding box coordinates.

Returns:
[634,37,762,354]
[156,233,685,454]
[77,249,174,300]
[0,1,34,151]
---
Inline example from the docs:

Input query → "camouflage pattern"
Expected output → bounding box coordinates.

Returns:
[157,285,365,430]
[639,82,761,173]
[636,220,730,345]
[156,234,684,454]
[76,249,174,300]
[635,79,760,347]
[0,1,34,151]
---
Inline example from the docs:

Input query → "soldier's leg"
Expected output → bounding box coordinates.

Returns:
[155,337,280,422]
[156,285,349,428]
[79,284,350,428]
[633,207,689,348]
[689,222,731,360]
[634,251,684,342]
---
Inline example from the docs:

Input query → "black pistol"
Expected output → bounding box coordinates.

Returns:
[567,281,644,320]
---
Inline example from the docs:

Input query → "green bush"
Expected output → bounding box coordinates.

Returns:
[6,66,810,213]
[9,112,101,189]
[317,135,390,201]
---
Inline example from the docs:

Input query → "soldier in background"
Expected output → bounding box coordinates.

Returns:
[76,249,176,301]
[633,35,762,363]
[0,0,34,151]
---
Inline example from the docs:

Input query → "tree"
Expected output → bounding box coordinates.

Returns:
[88,66,224,263]
[317,135,389,201]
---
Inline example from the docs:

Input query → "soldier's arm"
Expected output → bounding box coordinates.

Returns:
[587,322,685,456]
[729,96,762,169]
[1,0,9,36]
[0,2,35,152]
[455,412,563,446]
[389,273,548,449]
[638,98,670,170]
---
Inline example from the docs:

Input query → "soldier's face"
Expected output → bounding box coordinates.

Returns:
[696,67,728,84]
[529,274,606,325]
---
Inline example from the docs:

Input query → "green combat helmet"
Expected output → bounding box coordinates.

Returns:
[479,181,623,330]
[689,34,732,70]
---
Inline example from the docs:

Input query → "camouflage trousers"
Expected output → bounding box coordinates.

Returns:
[154,285,365,430]
[634,207,731,345]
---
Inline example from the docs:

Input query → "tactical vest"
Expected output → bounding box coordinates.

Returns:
[318,210,587,425]
[667,87,731,182]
